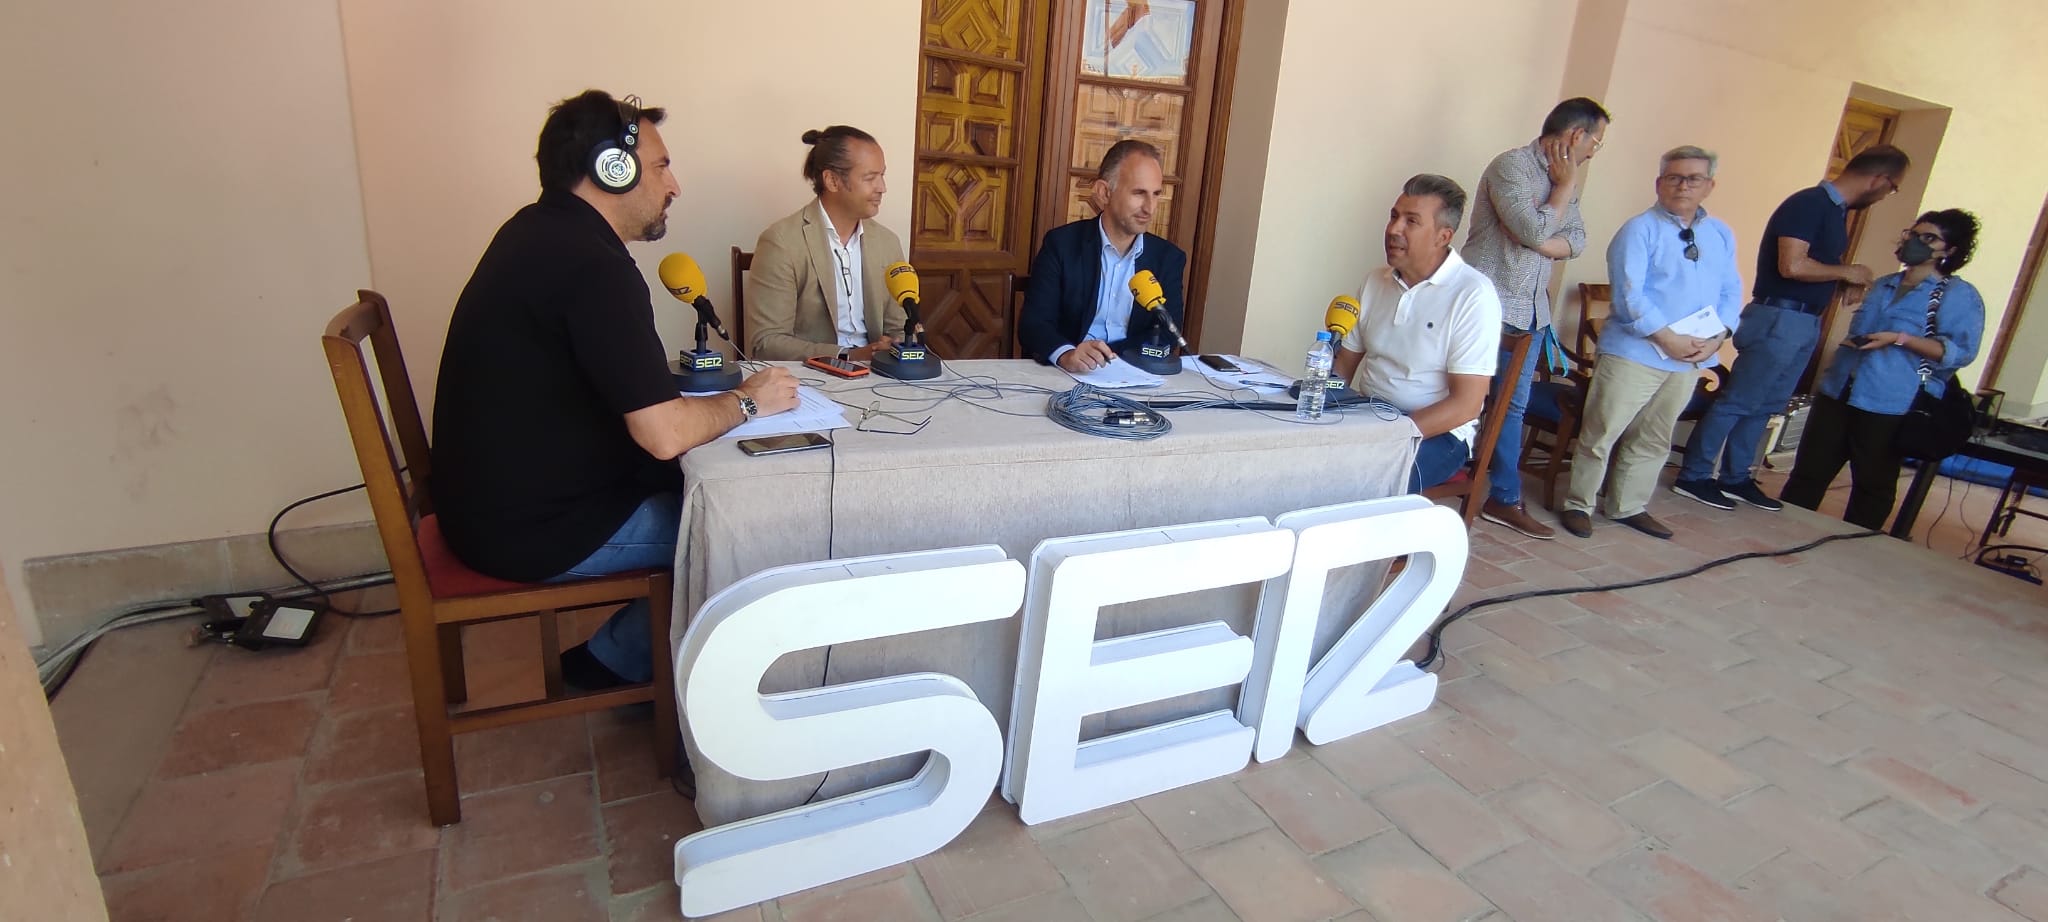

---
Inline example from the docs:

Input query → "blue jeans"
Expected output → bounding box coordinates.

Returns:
[1680,303,1820,484]
[547,493,680,683]
[1487,330,1543,504]
[1410,432,1472,492]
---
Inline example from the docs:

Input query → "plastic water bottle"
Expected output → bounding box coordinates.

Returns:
[1296,331,1335,420]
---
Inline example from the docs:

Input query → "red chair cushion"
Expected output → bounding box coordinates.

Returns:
[417,514,537,598]
[1441,468,1472,486]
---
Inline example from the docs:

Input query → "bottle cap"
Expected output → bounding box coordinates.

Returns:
[1316,331,1334,342]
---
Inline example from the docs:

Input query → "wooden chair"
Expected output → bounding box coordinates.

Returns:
[1425,330,1535,525]
[1007,271,1030,360]
[1518,282,1611,510]
[730,246,753,356]
[322,290,677,826]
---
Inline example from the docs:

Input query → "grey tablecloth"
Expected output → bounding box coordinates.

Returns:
[672,360,1419,826]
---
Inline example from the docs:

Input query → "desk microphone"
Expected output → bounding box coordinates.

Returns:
[657,252,742,392]
[871,261,941,381]
[1119,269,1184,375]
[1324,294,1362,339]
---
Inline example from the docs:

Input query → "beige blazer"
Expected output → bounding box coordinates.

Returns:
[745,201,908,360]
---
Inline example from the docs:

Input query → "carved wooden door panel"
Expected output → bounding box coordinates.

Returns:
[1036,0,1228,346]
[909,0,1050,359]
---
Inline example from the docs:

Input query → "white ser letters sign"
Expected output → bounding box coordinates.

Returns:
[671,495,1467,917]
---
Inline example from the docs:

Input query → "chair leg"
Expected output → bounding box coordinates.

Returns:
[405,609,461,825]
[536,610,564,699]
[648,574,680,780]
[439,623,468,705]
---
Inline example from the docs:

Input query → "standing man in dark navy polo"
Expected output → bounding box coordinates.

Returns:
[1670,145,1908,512]
[1018,139,1187,371]
[433,90,798,693]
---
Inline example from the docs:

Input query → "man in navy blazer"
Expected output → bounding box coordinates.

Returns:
[1019,140,1188,370]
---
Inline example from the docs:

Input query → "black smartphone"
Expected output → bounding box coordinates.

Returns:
[1849,334,1877,347]
[1198,354,1243,373]
[737,432,832,456]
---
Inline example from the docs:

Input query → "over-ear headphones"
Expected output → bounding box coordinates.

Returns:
[587,94,643,194]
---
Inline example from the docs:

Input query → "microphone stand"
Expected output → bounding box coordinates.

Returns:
[870,305,942,381]
[671,309,742,393]
[1118,300,1184,376]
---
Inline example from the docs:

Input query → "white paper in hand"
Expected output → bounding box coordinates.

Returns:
[1651,305,1728,363]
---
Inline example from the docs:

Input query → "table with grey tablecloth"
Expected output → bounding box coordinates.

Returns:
[670,359,1419,827]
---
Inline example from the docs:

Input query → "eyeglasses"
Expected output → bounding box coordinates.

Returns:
[1658,174,1712,190]
[1678,226,1699,262]
[1900,229,1945,246]
[855,403,931,436]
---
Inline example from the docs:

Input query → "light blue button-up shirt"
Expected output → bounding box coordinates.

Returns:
[1601,205,1745,373]
[1050,217,1147,366]
[1818,272,1985,415]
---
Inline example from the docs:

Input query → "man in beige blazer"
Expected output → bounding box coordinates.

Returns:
[745,125,908,360]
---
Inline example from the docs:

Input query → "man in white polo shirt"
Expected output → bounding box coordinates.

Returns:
[1333,174,1504,491]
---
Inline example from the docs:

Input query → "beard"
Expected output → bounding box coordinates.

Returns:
[640,214,669,242]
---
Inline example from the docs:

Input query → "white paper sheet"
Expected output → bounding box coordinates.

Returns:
[1063,357,1165,389]
[1182,354,1296,392]
[1651,305,1729,361]
[706,386,852,440]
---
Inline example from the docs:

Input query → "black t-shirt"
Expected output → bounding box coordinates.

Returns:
[431,190,683,582]
[1753,183,1849,310]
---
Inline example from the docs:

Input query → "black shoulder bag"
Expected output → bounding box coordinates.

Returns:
[1893,278,1975,462]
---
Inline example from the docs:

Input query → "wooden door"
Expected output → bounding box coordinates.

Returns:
[907,0,1050,359]
[1036,0,1229,346]
[1803,97,1899,392]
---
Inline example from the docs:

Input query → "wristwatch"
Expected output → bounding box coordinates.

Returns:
[735,392,758,419]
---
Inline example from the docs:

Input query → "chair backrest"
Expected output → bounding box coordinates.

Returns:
[1006,271,1031,360]
[322,290,433,590]
[1464,331,1536,506]
[1570,282,1613,370]
[730,247,753,357]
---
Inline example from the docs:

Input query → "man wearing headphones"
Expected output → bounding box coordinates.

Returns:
[432,90,797,695]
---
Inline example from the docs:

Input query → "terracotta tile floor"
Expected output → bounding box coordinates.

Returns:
[57,463,2048,921]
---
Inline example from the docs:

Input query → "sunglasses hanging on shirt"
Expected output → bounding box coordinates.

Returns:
[1678,226,1699,262]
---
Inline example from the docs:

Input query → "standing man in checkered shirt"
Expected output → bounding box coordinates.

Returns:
[1464,97,1611,540]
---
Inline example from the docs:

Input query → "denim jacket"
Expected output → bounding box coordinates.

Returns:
[1817,271,1984,416]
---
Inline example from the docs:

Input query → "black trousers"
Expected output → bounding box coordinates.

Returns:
[1780,392,1906,530]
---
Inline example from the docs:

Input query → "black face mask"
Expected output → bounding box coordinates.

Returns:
[1895,237,1936,267]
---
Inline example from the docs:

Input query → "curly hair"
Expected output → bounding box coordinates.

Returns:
[1918,208,1981,274]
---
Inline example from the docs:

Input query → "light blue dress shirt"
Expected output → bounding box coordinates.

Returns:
[1817,272,1985,415]
[1601,205,1745,373]
[1050,217,1147,366]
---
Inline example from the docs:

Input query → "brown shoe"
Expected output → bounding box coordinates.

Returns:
[1612,512,1674,540]
[1482,499,1557,540]
[1558,510,1593,538]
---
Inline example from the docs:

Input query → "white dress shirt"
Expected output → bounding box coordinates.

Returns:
[817,200,868,349]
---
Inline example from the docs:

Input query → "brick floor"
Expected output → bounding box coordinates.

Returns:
[62,465,2048,920]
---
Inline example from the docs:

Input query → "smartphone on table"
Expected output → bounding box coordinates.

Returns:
[1198,354,1244,373]
[736,432,832,457]
[804,355,870,379]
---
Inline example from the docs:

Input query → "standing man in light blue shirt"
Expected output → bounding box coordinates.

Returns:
[1559,146,1743,539]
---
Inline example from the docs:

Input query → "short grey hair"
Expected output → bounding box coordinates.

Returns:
[1098,139,1163,191]
[1402,173,1468,231]
[1660,145,1719,177]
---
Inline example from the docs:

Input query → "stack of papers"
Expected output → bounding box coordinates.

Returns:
[713,386,852,440]
[1183,355,1296,391]
[1651,305,1730,362]
[1063,357,1165,389]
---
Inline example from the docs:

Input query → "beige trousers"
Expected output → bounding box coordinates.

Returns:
[1564,355,1699,517]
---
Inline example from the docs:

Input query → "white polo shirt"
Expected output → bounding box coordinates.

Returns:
[1340,247,1502,445]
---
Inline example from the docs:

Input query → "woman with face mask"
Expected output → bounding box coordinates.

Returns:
[1780,208,1986,529]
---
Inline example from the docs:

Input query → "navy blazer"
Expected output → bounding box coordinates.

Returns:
[1019,217,1188,365]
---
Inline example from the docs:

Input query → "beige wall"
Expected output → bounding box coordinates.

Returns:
[337,0,921,424]
[1998,251,2048,417]
[1197,0,1290,356]
[0,0,376,645]
[1562,0,2048,398]
[1234,0,1584,364]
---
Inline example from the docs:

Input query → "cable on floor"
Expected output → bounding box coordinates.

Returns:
[1415,528,1885,671]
